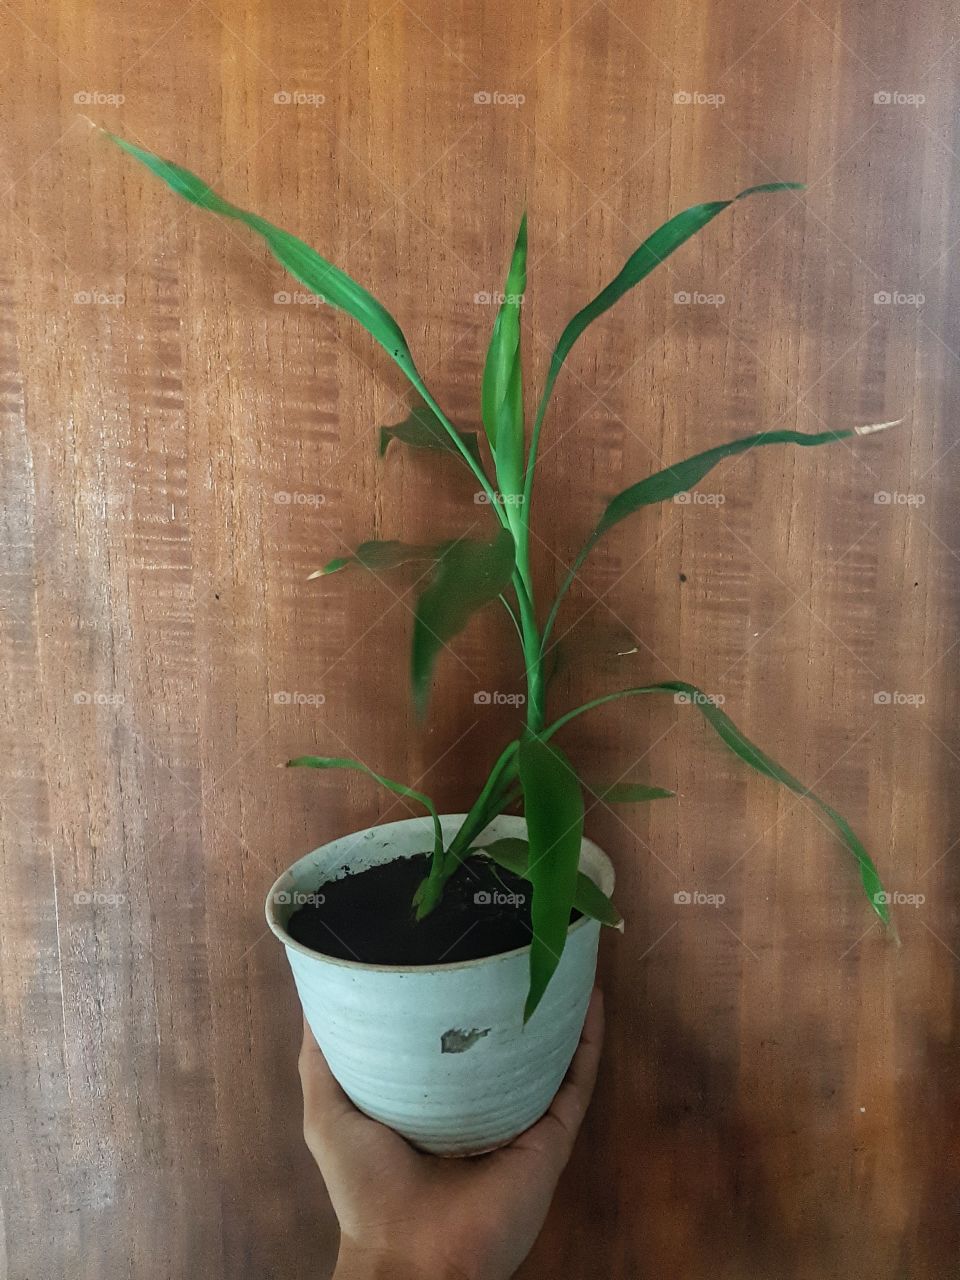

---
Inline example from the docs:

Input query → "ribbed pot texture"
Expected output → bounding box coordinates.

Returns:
[265,813,614,1156]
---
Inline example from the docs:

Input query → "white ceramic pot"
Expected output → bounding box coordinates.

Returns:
[265,813,614,1156]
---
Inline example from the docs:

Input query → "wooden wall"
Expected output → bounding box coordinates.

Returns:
[2,1,958,1276]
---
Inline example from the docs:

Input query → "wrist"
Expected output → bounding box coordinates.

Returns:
[334,1239,470,1280]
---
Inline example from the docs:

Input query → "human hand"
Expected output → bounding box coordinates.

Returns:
[298,987,604,1280]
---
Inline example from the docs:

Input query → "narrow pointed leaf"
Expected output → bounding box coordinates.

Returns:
[536,183,803,429]
[479,836,621,928]
[104,133,491,485]
[518,735,585,1022]
[411,528,515,717]
[543,421,900,643]
[592,782,675,803]
[544,683,891,926]
[595,424,899,537]
[313,541,443,578]
[481,215,527,498]
[380,401,483,466]
[286,756,443,874]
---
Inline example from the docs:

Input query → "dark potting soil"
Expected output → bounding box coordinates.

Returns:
[287,853,580,965]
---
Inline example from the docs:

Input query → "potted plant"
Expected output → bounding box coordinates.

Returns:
[103,131,896,1156]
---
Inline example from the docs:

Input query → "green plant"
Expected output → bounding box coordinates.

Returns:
[104,131,896,1019]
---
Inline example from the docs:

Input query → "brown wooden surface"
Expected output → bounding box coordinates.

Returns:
[2,2,959,1277]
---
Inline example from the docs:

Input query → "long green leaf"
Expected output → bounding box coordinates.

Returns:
[479,836,621,928]
[524,182,804,502]
[311,540,443,578]
[542,420,899,646]
[103,133,502,504]
[518,734,585,1021]
[543,683,891,926]
[286,754,444,874]
[481,214,527,500]
[380,401,483,466]
[592,782,675,803]
[411,527,516,718]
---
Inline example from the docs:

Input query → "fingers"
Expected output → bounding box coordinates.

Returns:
[512,986,605,1169]
[298,1016,357,1151]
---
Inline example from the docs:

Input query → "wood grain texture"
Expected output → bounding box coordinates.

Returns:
[1,1,958,1276]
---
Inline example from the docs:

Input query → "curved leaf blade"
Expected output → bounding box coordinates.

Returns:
[544,683,891,927]
[481,214,527,498]
[592,782,675,803]
[536,183,803,430]
[105,135,422,379]
[480,836,621,929]
[312,540,443,578]
[595,424,900,537]
[380,401,483,466]
[286,755,444,873]
[542,420,900,646]
[518,734,585,1022]
[411,527,516,718]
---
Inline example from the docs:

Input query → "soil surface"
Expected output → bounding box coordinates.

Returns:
[286,853,579,965]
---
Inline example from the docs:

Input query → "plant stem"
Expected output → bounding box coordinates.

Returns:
[411,378,508,526]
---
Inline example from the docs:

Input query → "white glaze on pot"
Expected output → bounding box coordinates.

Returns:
[265,814,614,1156]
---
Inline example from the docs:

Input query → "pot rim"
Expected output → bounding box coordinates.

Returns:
[264,812,615,974]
